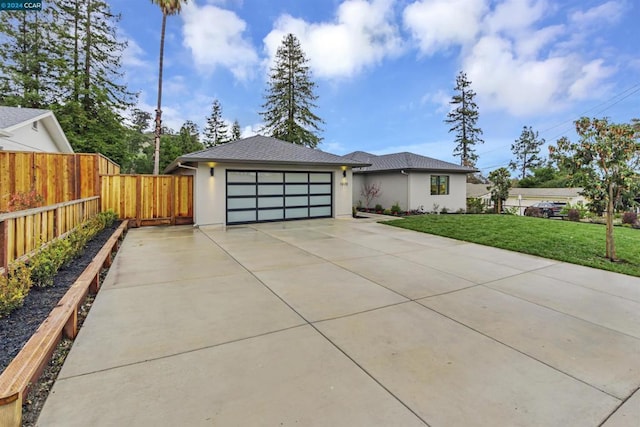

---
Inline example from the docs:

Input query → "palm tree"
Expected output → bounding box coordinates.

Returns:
[151,0,187,175]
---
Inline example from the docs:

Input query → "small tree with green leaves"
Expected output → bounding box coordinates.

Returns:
[510,126,545,179]
[487,167,512,214]
[260,33,323,148]
[445,71,484,167]
[550,117,640,261]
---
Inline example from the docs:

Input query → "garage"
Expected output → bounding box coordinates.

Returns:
[164,135,370,226]
[226,170,332,224]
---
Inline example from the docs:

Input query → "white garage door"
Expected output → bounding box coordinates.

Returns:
[226,170,333,224]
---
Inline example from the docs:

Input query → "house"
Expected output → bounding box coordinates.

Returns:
[0,106,73,153]
[164,135,370,226]
[505,187,586,215]
[343,151,477,212]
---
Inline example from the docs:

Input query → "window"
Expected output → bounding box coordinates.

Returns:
[430,175,449,195]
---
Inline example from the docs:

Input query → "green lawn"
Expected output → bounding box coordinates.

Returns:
[382,214,640,277]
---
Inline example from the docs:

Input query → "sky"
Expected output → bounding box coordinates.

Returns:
[112,0,639,175]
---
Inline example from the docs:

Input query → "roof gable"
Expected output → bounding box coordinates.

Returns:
[0,106,73,153]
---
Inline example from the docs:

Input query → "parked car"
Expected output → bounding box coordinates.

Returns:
[524,202,565,218]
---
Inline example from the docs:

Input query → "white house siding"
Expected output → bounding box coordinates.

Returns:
[408,172,467,213]
[1,120,61,152]
[505,193,587,216]
[192,162,352,226]
[354,172,409,210]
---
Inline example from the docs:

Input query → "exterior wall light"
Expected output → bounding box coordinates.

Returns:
[210,167,215,177]
[341,169,348,186]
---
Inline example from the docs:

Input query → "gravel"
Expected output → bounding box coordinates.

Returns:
[0,222,121,374]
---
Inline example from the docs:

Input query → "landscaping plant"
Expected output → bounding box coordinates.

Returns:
[0,261,32,318]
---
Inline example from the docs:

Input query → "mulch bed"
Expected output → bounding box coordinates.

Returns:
[0,222,122,424]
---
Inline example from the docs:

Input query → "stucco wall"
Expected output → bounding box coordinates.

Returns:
[354,171,467,212]
[191,162,353,226]
[1,120,60,152]
[354,172,409,210]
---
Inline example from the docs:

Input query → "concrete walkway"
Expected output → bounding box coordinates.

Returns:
[37,219,640,426]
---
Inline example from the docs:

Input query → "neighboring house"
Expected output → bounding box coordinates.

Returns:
[343,151,477,212]
[466,183,492,209]
[0,106,73,153]
[505,187,586,215]
[164,135,370,226]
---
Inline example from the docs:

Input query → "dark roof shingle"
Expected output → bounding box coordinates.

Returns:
[343,150,477,173]
[168,135,370,171]
[0,106,50,129]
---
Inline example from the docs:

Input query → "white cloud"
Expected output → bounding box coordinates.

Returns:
[421,89,450,113]
[264,0,403,79]
[403,0,488,55]
[483,0,547,35]
[570,0,625,27]
[568,59,615,100]
[464,35,572,116]
[181,2,258,80]
[403,0,617,117]
[121,37,150,68]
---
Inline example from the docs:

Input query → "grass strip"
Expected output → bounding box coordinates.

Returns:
[382,214,640,277]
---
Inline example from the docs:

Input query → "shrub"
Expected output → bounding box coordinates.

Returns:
[374,204,383,212]
[622,211,637,225]
[7,189,44,212]
[29,210,118,288]
[466,198,484,214]
[440,207,449,214]
[0,261,32,318]
[524,207,542,217]
[568,209,580,222]
[383,209,392,215]
[391,202,401,214]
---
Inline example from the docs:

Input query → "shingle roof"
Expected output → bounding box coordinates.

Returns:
[167,135,370,172]
[466,183,491,198]
[0,106,50,129]
[343,151,477,173]
[509,187,584,198]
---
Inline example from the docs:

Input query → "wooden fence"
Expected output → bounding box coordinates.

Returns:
[0,197,100,271]
[100,175,193,227]
[0,151,120,213]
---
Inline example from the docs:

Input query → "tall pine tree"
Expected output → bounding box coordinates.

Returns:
[510,126,545,180]
[445,71,483,167]
[260,33,323,148]
[0,8,57,107]
[203,99,229,147]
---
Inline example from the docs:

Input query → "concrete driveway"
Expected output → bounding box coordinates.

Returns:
[37,218,640,426]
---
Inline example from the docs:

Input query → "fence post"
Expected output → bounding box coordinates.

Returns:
[0,220,8,271]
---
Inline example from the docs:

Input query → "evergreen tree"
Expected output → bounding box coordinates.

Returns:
[203,99,229,147]
[0,9,57,107]
[510,126,545,179]
[231,119,242,140]
[445,71,483,167]
[260,33,323,148]
[0,0,134,162]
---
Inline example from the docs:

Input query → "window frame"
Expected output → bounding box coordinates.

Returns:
[430,175,450,195]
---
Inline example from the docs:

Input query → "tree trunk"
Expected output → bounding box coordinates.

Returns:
[605,181,616,261]
[153,13,167,176]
